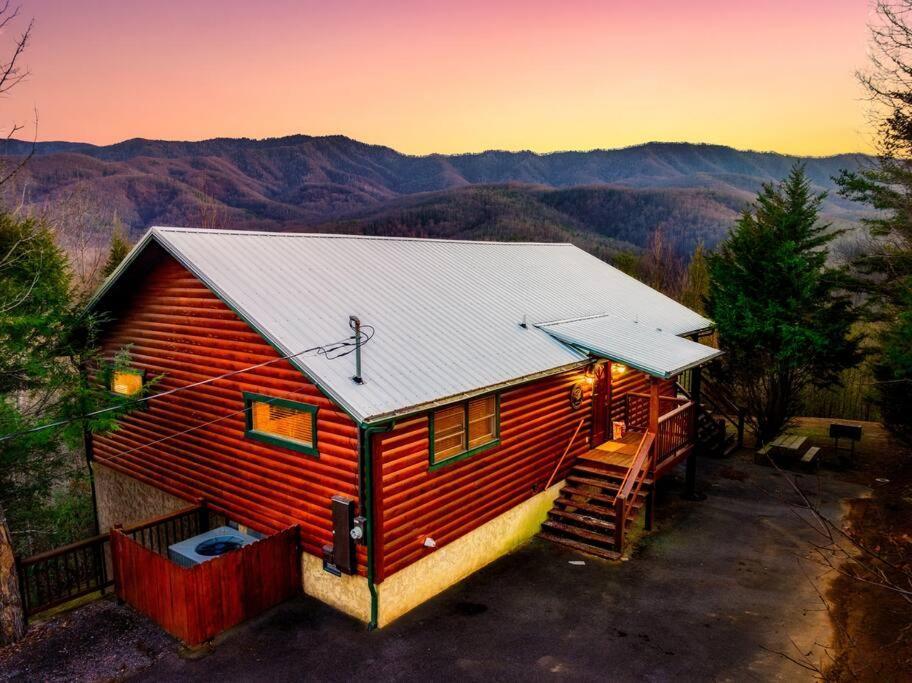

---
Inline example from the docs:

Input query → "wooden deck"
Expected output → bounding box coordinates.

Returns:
[579,431,646,470]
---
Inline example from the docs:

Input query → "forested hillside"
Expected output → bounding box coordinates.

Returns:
[0,135,872,258]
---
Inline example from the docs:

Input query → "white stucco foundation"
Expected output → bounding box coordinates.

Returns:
[302,481,562,627]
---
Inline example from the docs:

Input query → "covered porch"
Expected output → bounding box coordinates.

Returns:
[537,314,722,558]
[582,391,696,480]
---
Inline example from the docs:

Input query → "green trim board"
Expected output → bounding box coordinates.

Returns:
[428,392,501,470]
[242,391,319,457]
[359,419,395,630]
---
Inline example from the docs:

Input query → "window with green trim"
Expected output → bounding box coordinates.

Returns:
[244,393,318,456]
[430,394,499,468]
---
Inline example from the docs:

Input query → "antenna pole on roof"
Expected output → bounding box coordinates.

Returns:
[350,315,364,384]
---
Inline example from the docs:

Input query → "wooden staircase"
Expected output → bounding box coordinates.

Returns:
[677,367,745,457]
[539,433,655,560]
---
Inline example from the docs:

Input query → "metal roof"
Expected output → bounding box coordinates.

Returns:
[537,314,722,379]
[92,227,716,424]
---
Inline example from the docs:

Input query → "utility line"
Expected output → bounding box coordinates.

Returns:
[0,325,374,443]
[94,384,312,468]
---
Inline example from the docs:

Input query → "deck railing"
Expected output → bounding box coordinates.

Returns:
[119,502,221,556]
[15,501,215,617]
[613,431,655,553]
[16,533,113,616]
[625,393,690,434]
[656,401,694,467]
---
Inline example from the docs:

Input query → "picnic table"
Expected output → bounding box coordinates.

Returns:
[756,434,821,471]
[770,434,807,455]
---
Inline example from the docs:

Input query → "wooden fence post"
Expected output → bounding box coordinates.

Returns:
[0,509,26,645]
[197,499,209,533]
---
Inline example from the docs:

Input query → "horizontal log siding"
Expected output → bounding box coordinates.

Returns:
[373,368,592,580]
[92,258,362,568]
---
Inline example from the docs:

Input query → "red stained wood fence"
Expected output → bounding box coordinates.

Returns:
[111,525,300,645]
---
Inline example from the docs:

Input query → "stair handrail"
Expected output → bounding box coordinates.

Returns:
[545,418,586,489]
[627,392,688,405]
[613,431,655,552]
[676,379,745,449]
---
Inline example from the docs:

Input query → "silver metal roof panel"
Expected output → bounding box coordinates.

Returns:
[94,227,715,423]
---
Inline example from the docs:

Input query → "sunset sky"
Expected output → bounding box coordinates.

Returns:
[5,0,874,156]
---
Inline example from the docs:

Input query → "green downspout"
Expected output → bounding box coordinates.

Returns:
[359,420,394,630]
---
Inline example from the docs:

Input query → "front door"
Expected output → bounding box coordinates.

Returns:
[590,361,611,444]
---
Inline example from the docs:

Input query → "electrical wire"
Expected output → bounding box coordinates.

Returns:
[94,384,313,468]
[0,325,374,443]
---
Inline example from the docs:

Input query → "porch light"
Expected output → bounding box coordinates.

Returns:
[611,363,627,377]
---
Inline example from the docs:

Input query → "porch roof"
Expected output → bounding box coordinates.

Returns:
[537,314,722,379]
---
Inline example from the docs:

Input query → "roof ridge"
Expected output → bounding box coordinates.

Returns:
[151,226,575,247]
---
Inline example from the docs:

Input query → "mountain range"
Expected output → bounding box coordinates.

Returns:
[0,135,873,259]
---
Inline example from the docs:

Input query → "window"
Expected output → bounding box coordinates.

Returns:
[244,393,318,456]
[430,394,499,468]
[111,370,143,396]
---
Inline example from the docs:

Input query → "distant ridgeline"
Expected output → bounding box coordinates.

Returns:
[0,135,873,260]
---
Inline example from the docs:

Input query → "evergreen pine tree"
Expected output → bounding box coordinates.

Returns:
[707,165,862,444]
[102,218,131,279]
[681,243,709,314]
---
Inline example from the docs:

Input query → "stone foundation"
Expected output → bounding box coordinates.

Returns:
[92,462,188,532]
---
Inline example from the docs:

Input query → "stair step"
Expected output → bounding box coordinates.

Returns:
[541,519,617,545]
[559,486,617,505]
[567,474,653,490]
[560,484,647,504]
[548,508,617,531]
[572,464,625,480]
[537,533,622,561]
[554,496,617,516]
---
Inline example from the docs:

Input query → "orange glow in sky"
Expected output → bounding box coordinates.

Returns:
[5,0,874,155]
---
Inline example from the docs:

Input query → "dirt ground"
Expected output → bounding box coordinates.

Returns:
[789,418,912,680]
[1,445,873,682]
[0,598,173,681]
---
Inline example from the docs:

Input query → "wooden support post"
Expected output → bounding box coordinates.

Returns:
[644,491,654,531]
[648,378,660,436]
[685,366,701,497]
[613,497,626,553]
[684,366,707,501]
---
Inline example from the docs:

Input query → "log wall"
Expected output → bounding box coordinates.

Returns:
[92,257,362,567]
[372,368,593,580]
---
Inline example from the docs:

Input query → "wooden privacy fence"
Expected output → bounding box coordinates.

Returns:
[111,524,300,646]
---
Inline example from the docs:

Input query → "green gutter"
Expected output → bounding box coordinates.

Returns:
[359,419,395,630]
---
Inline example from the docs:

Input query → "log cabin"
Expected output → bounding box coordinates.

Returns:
[87,227,723,628]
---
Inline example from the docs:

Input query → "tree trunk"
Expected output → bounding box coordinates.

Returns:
[0,505,26,645]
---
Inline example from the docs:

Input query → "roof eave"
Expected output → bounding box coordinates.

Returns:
[358,358,591,426]
[540,327,723,380]
[84,227,159,313]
